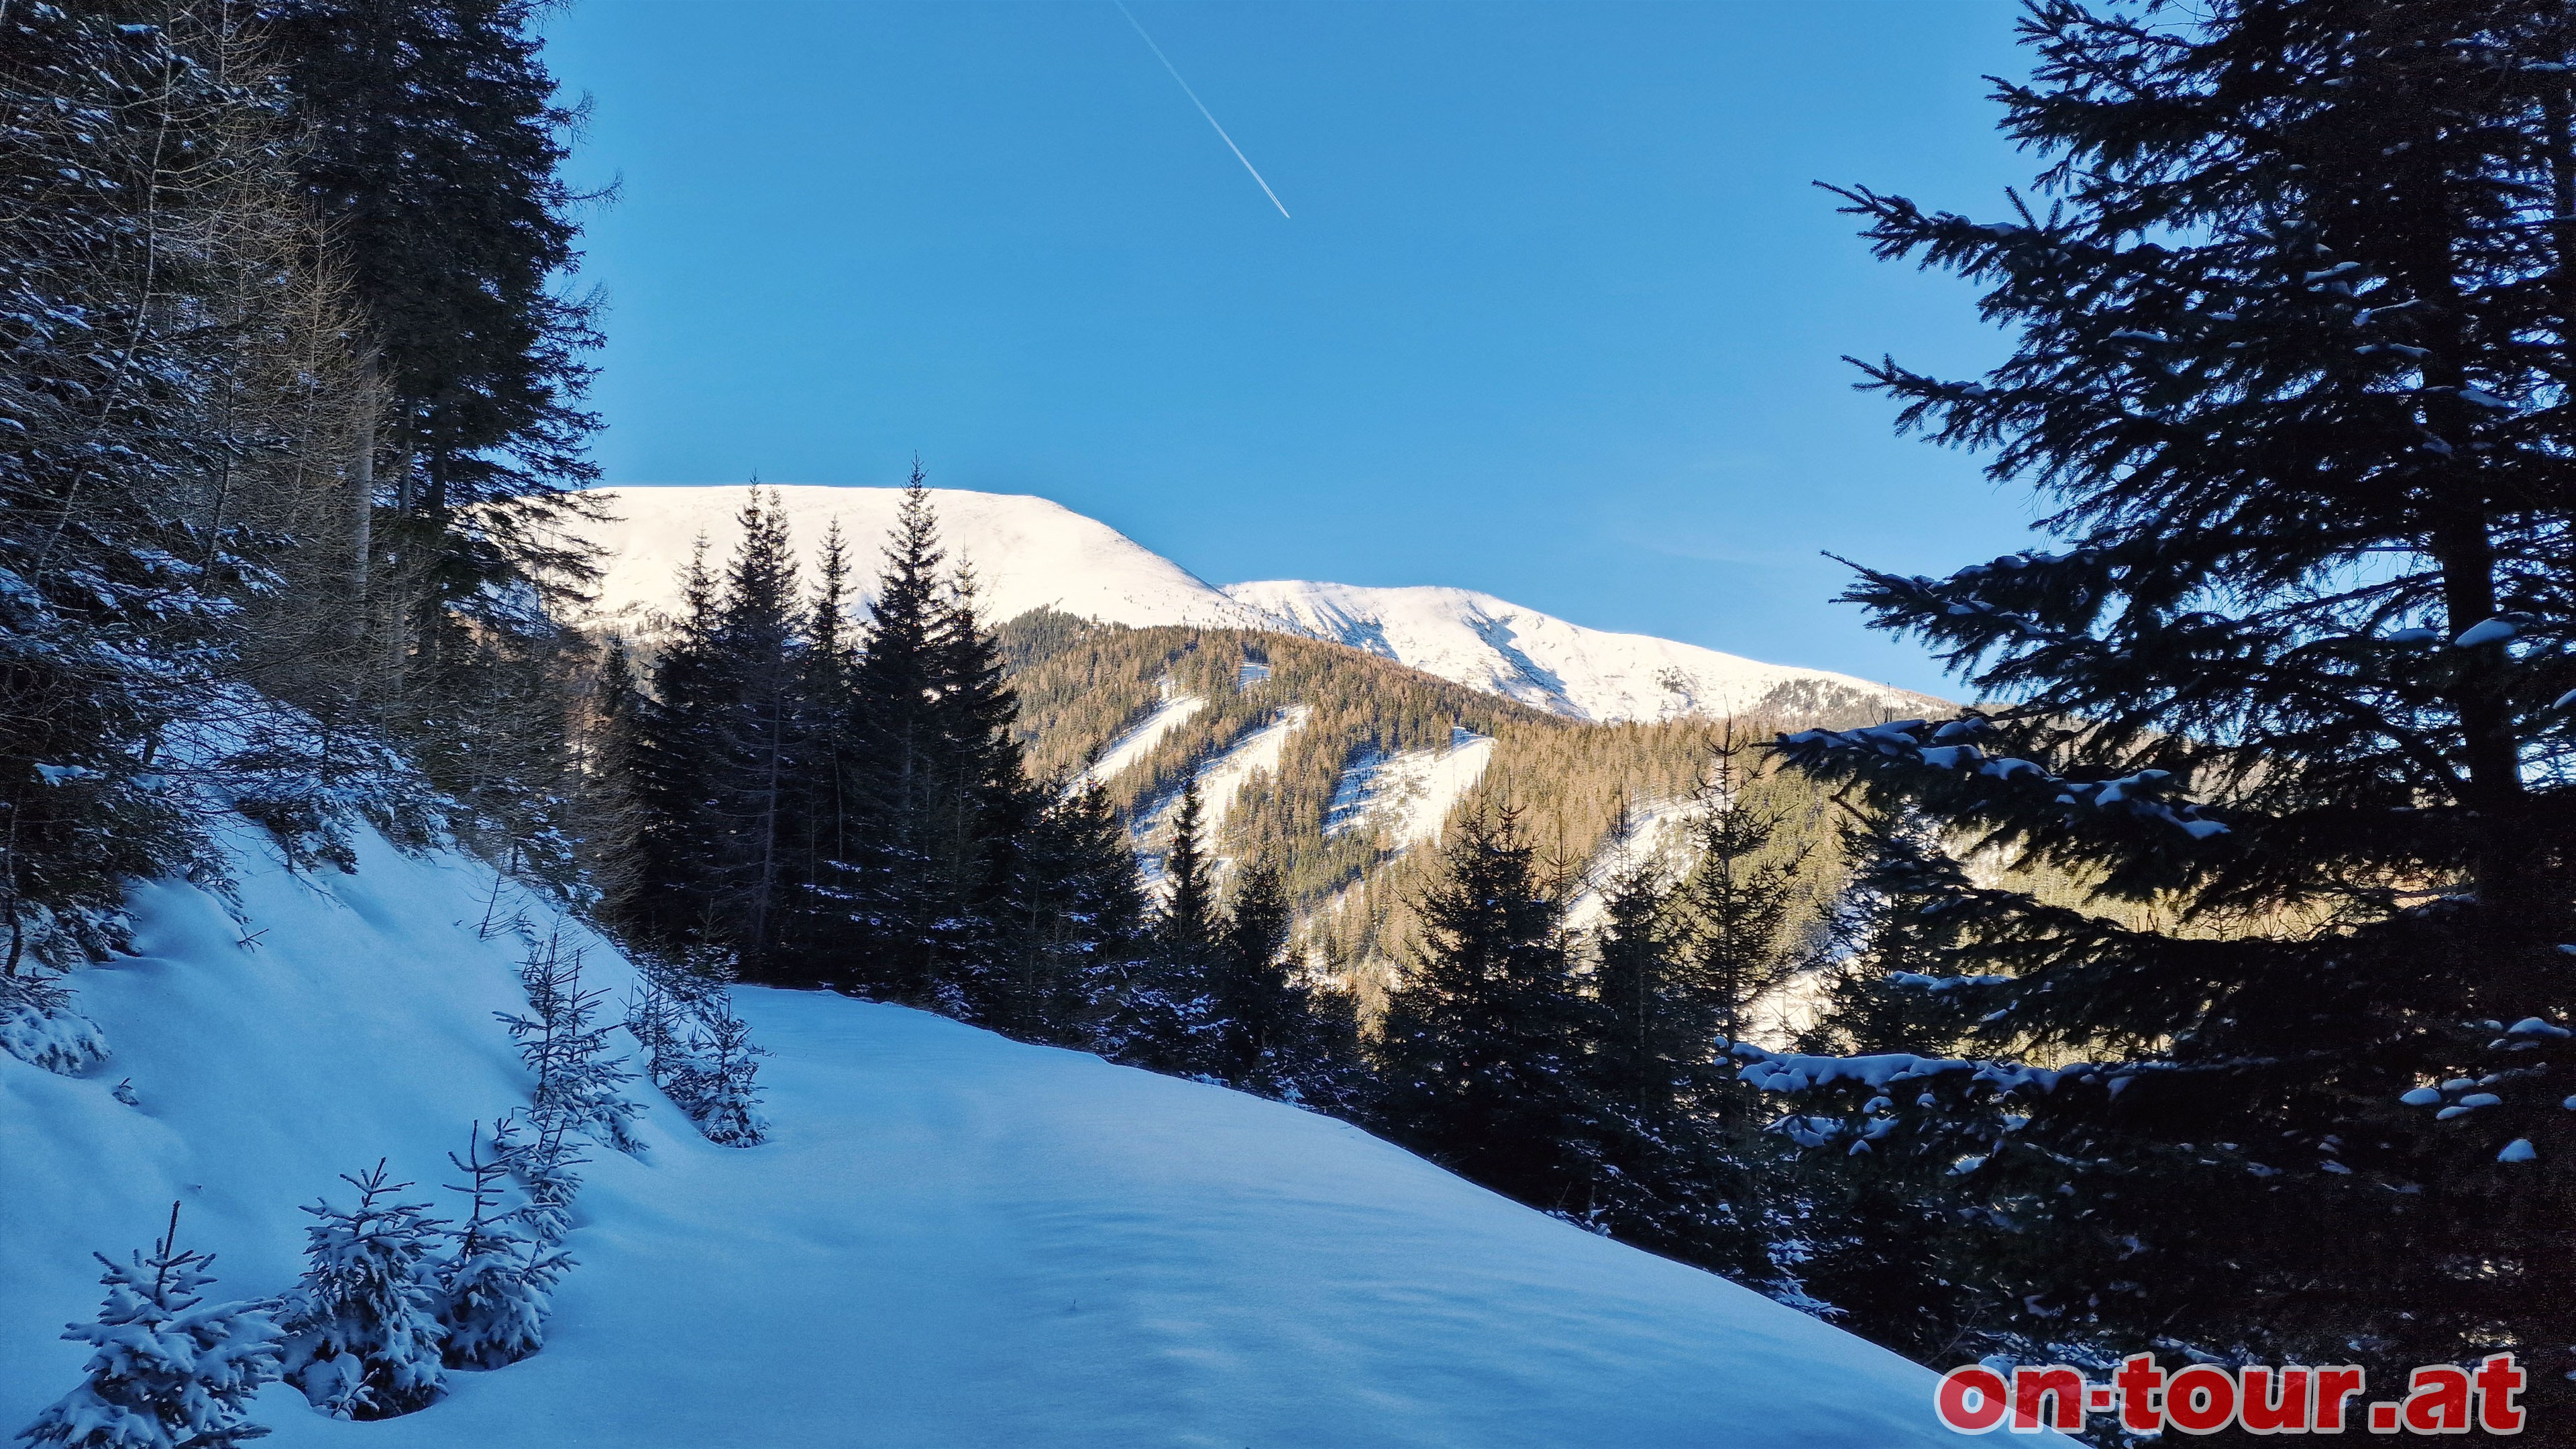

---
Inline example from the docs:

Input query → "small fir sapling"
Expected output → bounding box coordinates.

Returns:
[626,950,769,1146]
[16,1201,284,1448]
[685,1004,770,1146]
[491,1110,584,1245]
[437,1122,572,1370]
[500,930,645,1154]
[278,1161,449,1420]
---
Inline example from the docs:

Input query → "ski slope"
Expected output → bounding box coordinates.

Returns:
[0,820,1989,1448]
[1072,687,1207,792]
[1324,727,1499,853]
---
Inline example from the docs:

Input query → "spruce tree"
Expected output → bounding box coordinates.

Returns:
[1127,780,1221,1072]
[500,933,644,1155]
[829,471,952,999]
[988,781,1152,1047]
[1213,861,1297,1087]
[264,0,602,582]
[18,1203,283,1449]
[621,540,729,950]
[1577,799,1782,1279]
[1375,805,1603,1210]
[792,523,860,947]
[0,1,364,981]
[1671,739,1813,1062]
[918,564,1030,994]
[704,490,808,974]
[1759,0,2576,1393]
[435,1123,572,1371]
[280,1162,449,1421]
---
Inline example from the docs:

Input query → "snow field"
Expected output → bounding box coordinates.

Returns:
[1073,686,1207,792]
[1325,727,1498,853]
[578,486,1285,635]
[1228,580,1937,724]
[3,817,2006,1446]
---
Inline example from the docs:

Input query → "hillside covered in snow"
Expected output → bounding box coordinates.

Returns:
[567,484,1941,724]
[1228,578,1942,724]
[0,818,1977,1448]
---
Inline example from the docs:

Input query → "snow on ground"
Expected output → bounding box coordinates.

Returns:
[572,485,1287,634]
[1561,796,1704,938]
[1159,705,1309,839]
[1072,686,1205,792]
[1228,580,1939,724]
[0,820,2002,1448]
[1325,727,1497,853]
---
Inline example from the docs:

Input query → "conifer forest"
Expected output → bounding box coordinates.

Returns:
[3,2,2569,1445]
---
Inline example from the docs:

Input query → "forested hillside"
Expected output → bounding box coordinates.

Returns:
[997,610,1874,998]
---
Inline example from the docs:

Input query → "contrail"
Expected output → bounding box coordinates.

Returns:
[1112,0,1291,219]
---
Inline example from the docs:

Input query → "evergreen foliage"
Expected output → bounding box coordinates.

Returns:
[1755,0,2576,1391]
[435,1124,572,1371]
[498,932,643,1155]
[17,1203,283,1449]
[1375,806,1604,1210]
[280,1161,449,1421]
[627,949,771,1147]
[0,0,386,979]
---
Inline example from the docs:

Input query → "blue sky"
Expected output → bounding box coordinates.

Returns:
[542,1,2041,697]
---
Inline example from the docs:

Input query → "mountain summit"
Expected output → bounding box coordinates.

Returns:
[574,485,1940,722]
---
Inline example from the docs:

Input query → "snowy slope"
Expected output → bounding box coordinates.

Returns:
[575,485,1285,633]
[1072,686,1208,792]
[0,822,1995,1448]
[568,484,1942,724]
[1228,580,1939,724]
[1326,727,1500,853]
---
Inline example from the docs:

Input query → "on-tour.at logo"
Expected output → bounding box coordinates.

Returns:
[1935,1352,2527,1436]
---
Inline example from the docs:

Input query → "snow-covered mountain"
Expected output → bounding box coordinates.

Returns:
[570,484,1941,722]
[1226,579,1939,724]
[1,815,1990,1447]
[577,484,1284,634]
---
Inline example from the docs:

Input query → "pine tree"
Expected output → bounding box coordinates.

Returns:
[1212,861,1296,1086]
[17,1203,283,1449]
[435,1123,572,1371]
[703,488,808,974]
[499,932,644,1155]
[1126,780,1221,1072]
[828,470,951,999]
[1375,805,1603,1210]
[280,1161,449,1421]
[619,540,729,950]
[1760,0,2576,1392]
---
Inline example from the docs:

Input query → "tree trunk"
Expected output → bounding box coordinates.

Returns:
[347,350,379,643]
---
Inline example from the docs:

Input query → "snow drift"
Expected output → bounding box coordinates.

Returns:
[3,819,1989,1447]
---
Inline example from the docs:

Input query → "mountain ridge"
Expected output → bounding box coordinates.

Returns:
[571,484,1946,724]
